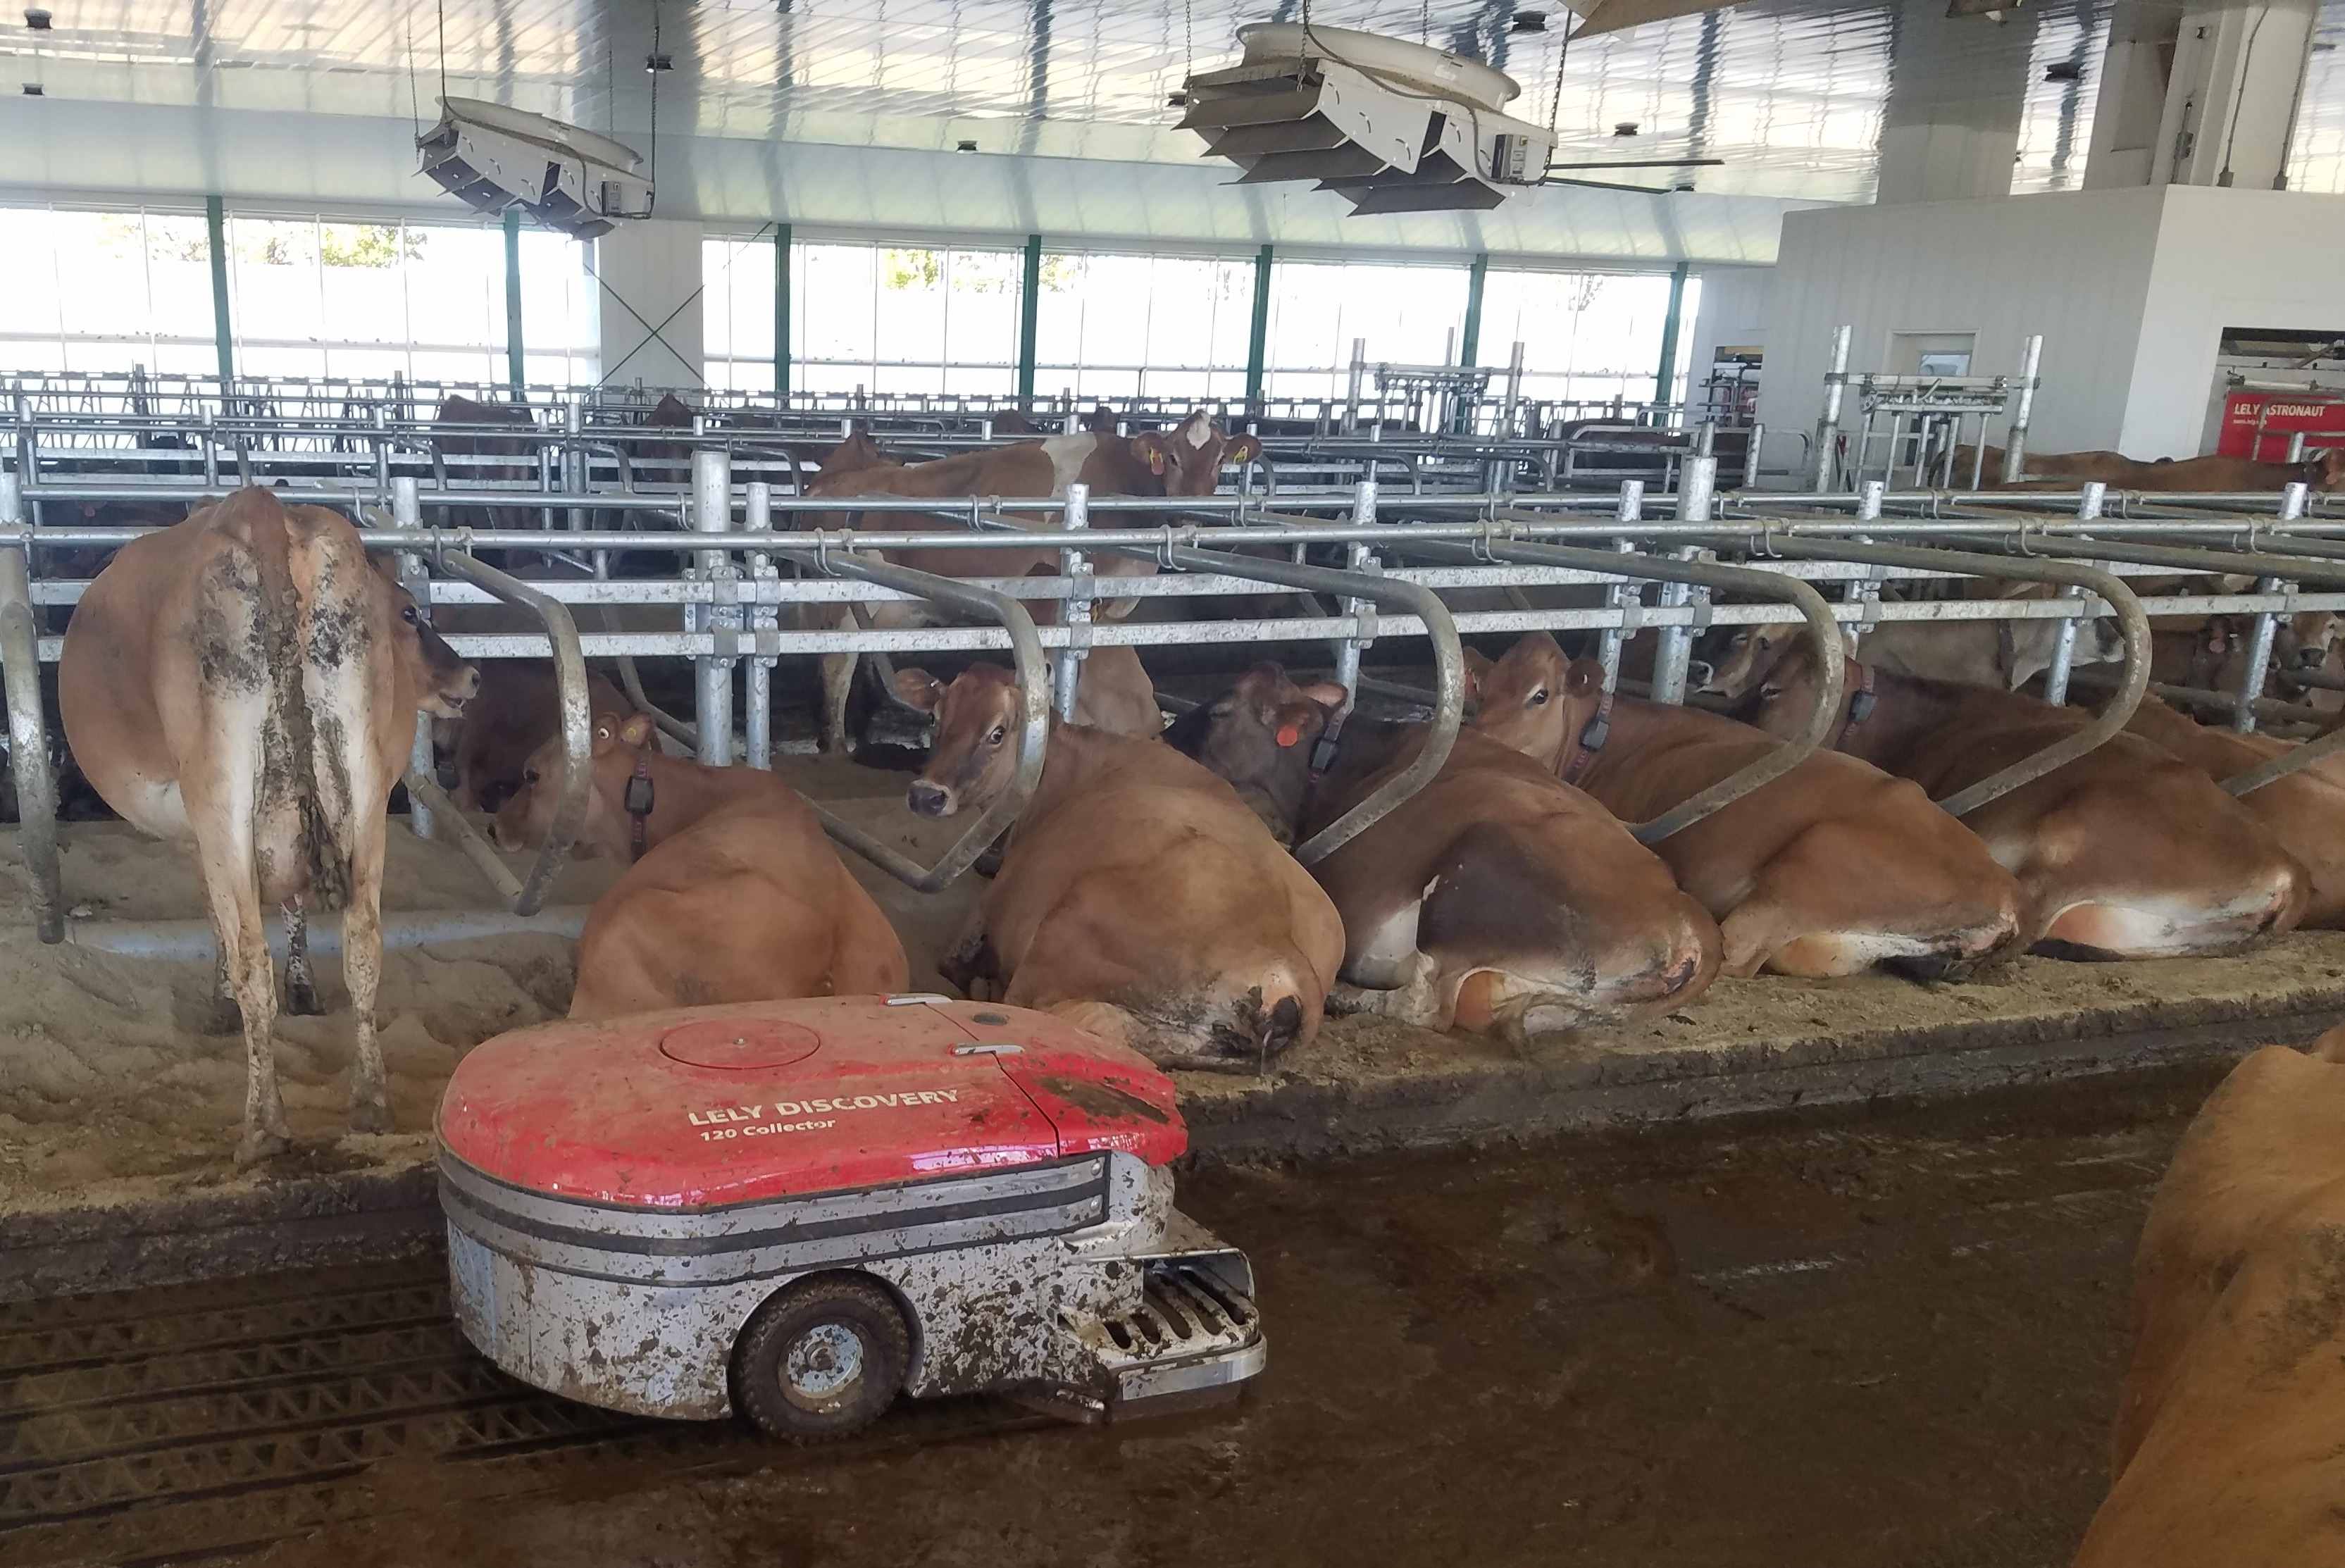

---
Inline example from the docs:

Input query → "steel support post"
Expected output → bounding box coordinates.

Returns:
[1598,482,1644,690]
[744,480,776,769]
[205,196,235,391]
[774,223,792,399]
[2001,334,2042,484]
[2235,578,2285,733]
[1333,480,1377,716]
[1460,252,1489,370]
[1650,456,1718,702]
[1245,244,1274,412]
[1653,260,1691,406]
[1811,323,1852,492]
[0,471,61,942]
[692,449,738,766]
[503,209,525,398]
[1016,233,1043,406]
[1053,482,1093,721]
[390,478,438,837]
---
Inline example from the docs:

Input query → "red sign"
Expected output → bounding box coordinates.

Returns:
[2219,390,2345,461]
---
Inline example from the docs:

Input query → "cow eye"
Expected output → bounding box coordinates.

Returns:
[1529,688,1548,707]
[1760,685,1784,701]
[986,724,1007,745]
[522,766,540,784]
[401,604,420,625]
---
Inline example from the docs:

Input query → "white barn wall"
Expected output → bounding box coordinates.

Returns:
[1686,265,1773,377]
[2122,188,2345,458]
[1753,189,2166,473]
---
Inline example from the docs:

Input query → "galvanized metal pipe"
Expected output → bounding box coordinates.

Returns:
[1053,482,1091,723]
[1419,525,1849,843]
[389,479,439,838]
[0,471,61,942]
[1811,325,1852,492]
[2001,335,2042,485]
[2235,579,2284,734]
[692,448,737,767]
[1729,535,2151,818]
[52,904,590,958]
[742,479,776,771]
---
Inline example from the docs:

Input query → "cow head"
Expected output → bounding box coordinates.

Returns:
[1162,663,1349,840]
[895,664,1027,818]
[492,710,654,857]
[2280,610,2345,671]
[1727,633,1841,740]
[1695,624,1795,700]
[1131,411,1262,497]
[1467,634,1606,774]
[377,569,479,719]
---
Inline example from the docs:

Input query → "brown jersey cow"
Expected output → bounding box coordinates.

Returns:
[1167,663,1718,1040]
[444,660,633,812]
[1474,634,2025,980]
[804,410,1257,752]
[892,662,1341,1071]
[2123,696,2345,928]
[1734,639,2306,957]
[2074,1032,2345,1568]
[494,711,909,1019]
[1958,444,2345,492]
[60,488,479,1162]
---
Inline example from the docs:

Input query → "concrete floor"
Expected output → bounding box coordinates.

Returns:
[0,1062,2221,1568]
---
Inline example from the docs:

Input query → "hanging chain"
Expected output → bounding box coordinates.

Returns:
[1545,28,1568,136]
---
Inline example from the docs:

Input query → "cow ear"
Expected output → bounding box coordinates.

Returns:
[1460,648,1493,697]
[1565,658,1604,698]
[590,717,622,757]
[1299,682,1349,710]
[1225,434,1262,466]
[619,714,656,749]
[894,668,945,712]
[1133,435,1168,476]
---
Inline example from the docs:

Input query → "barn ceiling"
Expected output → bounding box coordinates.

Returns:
[1,0,2327,260]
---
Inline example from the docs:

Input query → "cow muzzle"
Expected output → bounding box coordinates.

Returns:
[907,779,957,819]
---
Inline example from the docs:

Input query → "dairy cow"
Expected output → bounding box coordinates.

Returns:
[1167,663,1718,1040]
[60,487,479,1162]
[892,662,1341,1070]
[494,711,909,1019]
[1472,634,2025,979]
[1732,638,2306,957]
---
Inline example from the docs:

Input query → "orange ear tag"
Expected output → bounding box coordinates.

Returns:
[1276,722,1302,747]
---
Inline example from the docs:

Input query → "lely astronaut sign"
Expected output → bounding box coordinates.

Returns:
[689,1088,966,1140]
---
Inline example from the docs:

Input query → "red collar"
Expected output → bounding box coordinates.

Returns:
[623,753,656,861]
[1836,665,1877,751]
[1561,690,1614,785]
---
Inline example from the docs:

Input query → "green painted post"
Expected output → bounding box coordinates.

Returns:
[1460,251,1489,367]
[1016,233,1043,406]
[503,209,525,396]
[205,196,234,387]
[1245,244,1274,409]
[1653,259,1691,405]
[775,223,792,398]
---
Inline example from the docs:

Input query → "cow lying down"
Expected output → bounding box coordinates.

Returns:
[892,662,1343,1071]
[2072,1033,2345,1567]
[2122,697,2345,929]
[1734,637,2306,958]
[1471,635,2024,981]
[1165,662,1717,1040]
[495,712,909,1019]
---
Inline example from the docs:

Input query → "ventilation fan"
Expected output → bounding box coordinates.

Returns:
[418,97,654,239]
[1178,24,1559,214]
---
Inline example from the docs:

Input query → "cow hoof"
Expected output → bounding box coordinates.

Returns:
[236,1127,291,1166]
[284,981,325,1017]
[349,1098,394,1136]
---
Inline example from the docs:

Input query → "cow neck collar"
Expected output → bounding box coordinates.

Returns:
[1836,664,1878,752]
[1560,690,1615,785]
[623,752,657,861]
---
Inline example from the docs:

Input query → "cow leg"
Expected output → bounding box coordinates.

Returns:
[938,914,1004,1002]
[282,895,325,1016]
[206,943,243,1035]
[342,807,392,1135]
[1327,952,1446,1028]
[194,837,287,1165]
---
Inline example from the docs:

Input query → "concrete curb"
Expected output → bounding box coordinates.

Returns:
[13,942,2345,1300]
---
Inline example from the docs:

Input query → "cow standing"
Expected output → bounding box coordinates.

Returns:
[60,488,479,1163]
[892,662,1342,1071]
[1168,663,1718,1040]
[806,410,1257,753]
